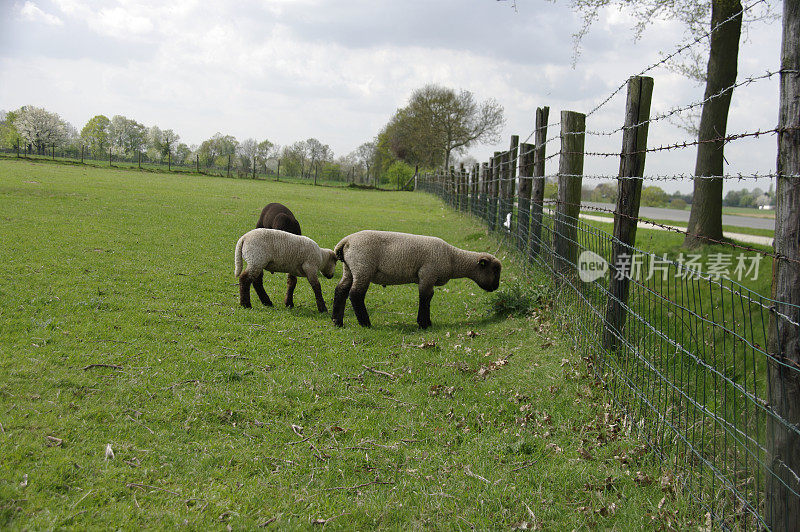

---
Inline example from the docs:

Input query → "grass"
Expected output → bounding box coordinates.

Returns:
[579,210,775,239]
[0,159,700,529]
[721,206,774,219]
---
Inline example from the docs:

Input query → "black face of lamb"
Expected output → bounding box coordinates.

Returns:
[476,258,502,292]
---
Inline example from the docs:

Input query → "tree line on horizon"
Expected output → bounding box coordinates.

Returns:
[0,106,395,185]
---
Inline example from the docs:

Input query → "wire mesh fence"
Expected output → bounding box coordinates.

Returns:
[417,165,795,530]
[415,3,799,525]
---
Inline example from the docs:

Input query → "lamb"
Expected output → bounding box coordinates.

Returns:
[256,203,302,307]
[331,230,502,329]
[234,228,337,312]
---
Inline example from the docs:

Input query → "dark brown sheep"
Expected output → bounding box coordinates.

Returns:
[255,203,303,307]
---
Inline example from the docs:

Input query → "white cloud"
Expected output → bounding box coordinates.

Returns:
[92,6,153,37]
[18,1,63,26]
[1,0,784,192]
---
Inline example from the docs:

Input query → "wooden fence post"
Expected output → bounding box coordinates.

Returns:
[767,0,800,527]
[553,111,585,278]
[137,151,141,169]
[602,76,654,351]
[488,154,500,231]
[277,159,281,181]
[530,107,550,258]
[254,156,258,180]
[471,163,479,216]
[168,151,171,172]
[480,162,489,222]
[498,151,509,230]
[518,142,534,253]
[108,147,112,166]
[503,135,519,233]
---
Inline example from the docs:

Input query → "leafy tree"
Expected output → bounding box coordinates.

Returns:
[281,141,310,178]
[350,141,377,184]
[174,143,191,165]
[109,115,147,157]
[81,115,111,157]
[383,84,504,171]
[0,109,22,149]
[197,133,238,168]
[384,160,415,188]
[306,138,333,181]
[588,181,617,203]
[565,0,776,246]
[668,198,688,210]
[160,129,180,159]
[15,106,70,154]
[641,185,669,207]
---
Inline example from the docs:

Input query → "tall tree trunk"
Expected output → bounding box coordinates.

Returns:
[684,0,743,248]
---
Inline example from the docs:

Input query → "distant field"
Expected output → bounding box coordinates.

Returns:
[0,160,696,529]
[721,206,775,219]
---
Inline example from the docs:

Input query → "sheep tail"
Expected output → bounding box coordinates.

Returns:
[334,238,348,264]
[234,235,245,277]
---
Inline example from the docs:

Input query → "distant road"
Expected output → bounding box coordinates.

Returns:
[582,202,775,231]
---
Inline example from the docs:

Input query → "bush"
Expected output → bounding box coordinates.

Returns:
[383,161,414,188]
[489,279,552,316]
[668,198,687,210]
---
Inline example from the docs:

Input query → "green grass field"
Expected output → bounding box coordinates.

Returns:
[0,160,696,529]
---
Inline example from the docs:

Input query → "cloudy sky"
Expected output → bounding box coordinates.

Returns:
[0,0,784,192]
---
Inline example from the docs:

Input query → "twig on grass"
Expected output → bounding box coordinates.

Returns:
[163,379,202,390]
[362,365,396,379]
[457,515,476,529]
[259,515,280,527]
[126,483,180,496]
[312,511,350,525]
[464,465,490,484]
[126,414,154,434]
[82,363,123,371]
[323,478,394,491]
[511,458,542,472]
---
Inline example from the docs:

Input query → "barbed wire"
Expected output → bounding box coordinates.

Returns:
[584,69,793,138]
[583,0,767,119]
[488,0,776,171]
[431,169,793,183]
[577,127,784,158]
[540,199,797,267]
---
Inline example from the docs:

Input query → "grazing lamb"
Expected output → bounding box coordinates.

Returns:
[256,203,302,307]
[331,230,502,329]
[235,228,337,313]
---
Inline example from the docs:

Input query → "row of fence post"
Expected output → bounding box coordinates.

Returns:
[419,33,799,523]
